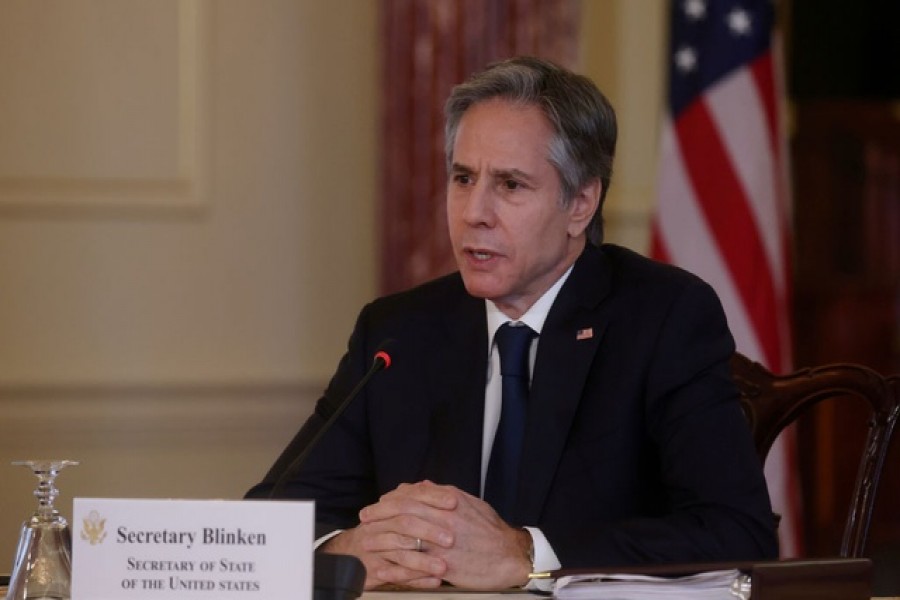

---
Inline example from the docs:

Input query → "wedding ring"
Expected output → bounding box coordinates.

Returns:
[415,537,423,552]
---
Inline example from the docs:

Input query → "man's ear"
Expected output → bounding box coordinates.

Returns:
[567,179,602,238]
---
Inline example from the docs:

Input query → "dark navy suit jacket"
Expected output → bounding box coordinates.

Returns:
[247,243,778,568]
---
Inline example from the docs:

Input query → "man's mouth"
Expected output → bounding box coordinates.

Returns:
[463,244,502,260]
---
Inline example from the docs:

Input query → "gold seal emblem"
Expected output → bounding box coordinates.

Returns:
[80,510,107,545]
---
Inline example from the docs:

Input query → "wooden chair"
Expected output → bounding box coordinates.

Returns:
[731,352,900,558]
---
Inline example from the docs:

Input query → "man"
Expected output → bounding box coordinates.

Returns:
[246,57,778,590]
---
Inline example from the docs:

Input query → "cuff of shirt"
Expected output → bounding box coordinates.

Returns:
[314,529,343,550]
[522,526,561,592]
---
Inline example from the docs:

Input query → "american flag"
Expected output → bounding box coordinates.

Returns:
[651,0,800,556]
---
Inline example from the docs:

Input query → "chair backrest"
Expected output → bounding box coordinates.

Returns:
[731,352,900,558]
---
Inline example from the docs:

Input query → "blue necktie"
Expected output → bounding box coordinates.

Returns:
[484,322,535,523]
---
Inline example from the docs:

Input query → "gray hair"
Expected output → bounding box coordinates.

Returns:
[444,56,617,245]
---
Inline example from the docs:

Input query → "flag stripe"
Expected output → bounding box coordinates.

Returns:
[705,65,787,295]
[655,120,766,363]
[768,33,796,373]
[749,54,792,306]
[653,0,800,556]
[751,54,779,153]
[674,100,782,369]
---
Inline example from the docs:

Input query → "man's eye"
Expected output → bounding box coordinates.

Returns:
[453,173,471,185]
[503,179,521,191]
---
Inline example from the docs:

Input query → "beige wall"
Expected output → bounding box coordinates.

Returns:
[581,0,667,254]
[0,0,378,571]
[0,0,665,573]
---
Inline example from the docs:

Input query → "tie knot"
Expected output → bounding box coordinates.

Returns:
[495,322,534,379]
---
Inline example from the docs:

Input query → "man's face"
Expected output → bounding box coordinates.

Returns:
[447,99,597,319]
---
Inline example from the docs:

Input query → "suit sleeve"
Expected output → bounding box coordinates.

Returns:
[544,277,779,567]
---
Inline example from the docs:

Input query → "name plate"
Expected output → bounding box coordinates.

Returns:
[72,498,314,600]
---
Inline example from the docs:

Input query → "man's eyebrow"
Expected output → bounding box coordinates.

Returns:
[449,163,538,186]
[488,167,537,185]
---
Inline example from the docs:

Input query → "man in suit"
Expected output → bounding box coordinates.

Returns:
[246,56,778,590]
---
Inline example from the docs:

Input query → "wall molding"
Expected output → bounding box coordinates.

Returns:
[0,1,210,216]
[0,378,323,446]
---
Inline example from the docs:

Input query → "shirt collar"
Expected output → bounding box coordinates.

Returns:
[485,264,574,344]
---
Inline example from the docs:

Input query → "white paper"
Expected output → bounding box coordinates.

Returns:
[553,569,745,599]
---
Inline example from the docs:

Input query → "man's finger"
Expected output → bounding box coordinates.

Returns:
[374,549,448,583]
[386,481,459,508]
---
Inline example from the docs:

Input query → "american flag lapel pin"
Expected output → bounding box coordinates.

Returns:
[576,327,593,341]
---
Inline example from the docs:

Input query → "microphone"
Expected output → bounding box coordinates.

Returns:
[269,339,395,499]
[268,340,395,600]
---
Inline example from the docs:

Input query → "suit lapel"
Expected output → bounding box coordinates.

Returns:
[517,245,613,524]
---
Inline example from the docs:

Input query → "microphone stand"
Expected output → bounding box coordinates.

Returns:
[269,343,394,600]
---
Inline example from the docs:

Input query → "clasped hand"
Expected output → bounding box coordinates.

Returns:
[321,480,532,590]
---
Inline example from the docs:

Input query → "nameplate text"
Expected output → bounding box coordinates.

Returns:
[72,498,313,600]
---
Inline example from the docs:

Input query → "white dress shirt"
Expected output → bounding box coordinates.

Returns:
[317,266,574,589]
[482,265,574,585]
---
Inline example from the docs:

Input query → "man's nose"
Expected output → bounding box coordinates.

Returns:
[462,181,496,226]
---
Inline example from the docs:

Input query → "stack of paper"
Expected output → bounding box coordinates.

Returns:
[554,569,749,599]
